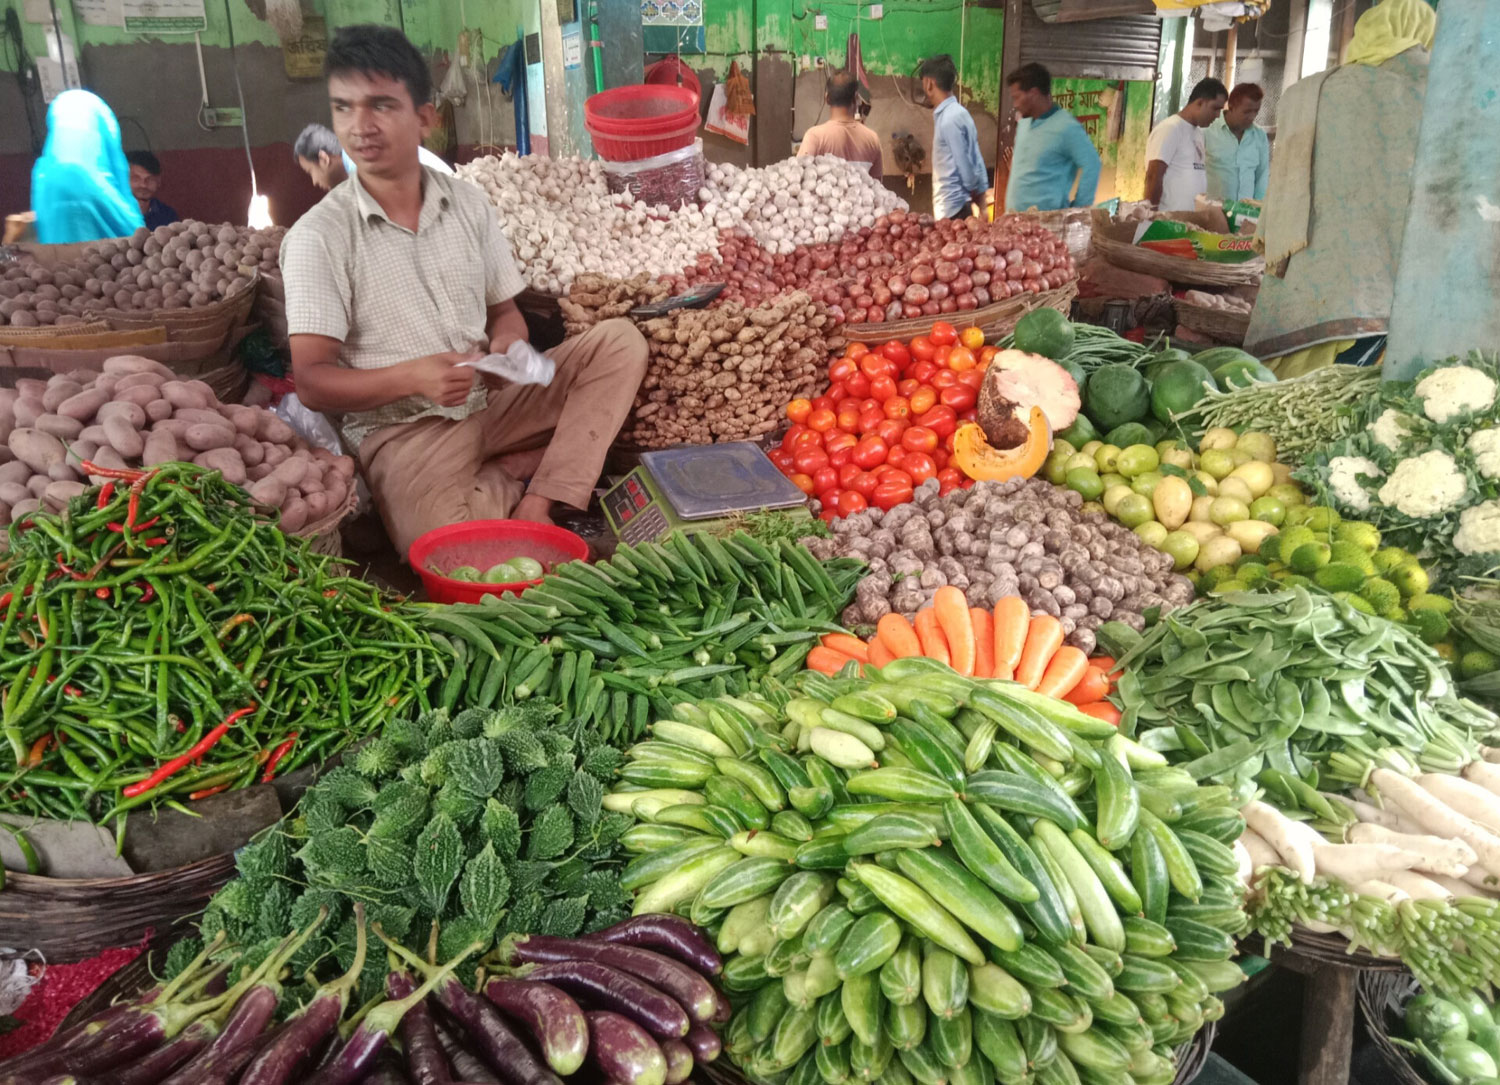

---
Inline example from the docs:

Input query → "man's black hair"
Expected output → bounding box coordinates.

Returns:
[826,69,859,109]
[919,55,958,94]
[294,123,342,162]
[325,24,432,108]
[1188,77,1229,104]
[1005,63,1051,96]
[125,150,161,175]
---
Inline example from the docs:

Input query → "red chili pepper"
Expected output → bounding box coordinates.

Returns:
[137,582,156,604]
[323,589,339,599]
[96,481,115,509]
[189,783,231,801]
[79,461,146,481]
[56,554,88,581]
[125,472,153,535]
[95,587,111,600]
[132,516,161,533]
[25,734,53,769]
[262,733,299,782]
[140,537,169,547]
[121,704,256,799]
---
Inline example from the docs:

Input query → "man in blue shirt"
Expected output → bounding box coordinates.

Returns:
[920,55,989,220]
[1204,83,1270,202]
[125,151,179,230]
[1003,63,1101,212]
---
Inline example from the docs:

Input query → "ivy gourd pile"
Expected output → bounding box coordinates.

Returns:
[609,658,1249,1085]
[189,701,633,1008]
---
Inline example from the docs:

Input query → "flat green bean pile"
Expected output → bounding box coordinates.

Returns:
[0,462,438,830]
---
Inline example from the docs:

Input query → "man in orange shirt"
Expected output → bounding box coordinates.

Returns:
[797,69,884,181]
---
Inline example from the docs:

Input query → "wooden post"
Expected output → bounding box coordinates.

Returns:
[1298,964,1356,1085]
[1336,1,1358,65]
[1284,0,1309,88]
[1225,26,1238,86]
[993,0,1025,213]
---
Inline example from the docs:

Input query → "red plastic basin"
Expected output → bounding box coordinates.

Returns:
[409,519,590,605]
[586,84,700,162]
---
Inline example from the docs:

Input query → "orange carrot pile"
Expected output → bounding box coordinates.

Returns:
[811,595,1122,723]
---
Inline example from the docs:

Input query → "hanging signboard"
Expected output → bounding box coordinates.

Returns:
[121,0,206,35]
[283,16,327,79]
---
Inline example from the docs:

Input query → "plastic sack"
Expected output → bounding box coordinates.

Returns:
[602,140,706,209]
[273,392,372,515]
[462,339,556,386]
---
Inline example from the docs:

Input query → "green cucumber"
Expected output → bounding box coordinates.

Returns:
[1113,955,1181,994]
[942,799,1039,904]
[1088,990,1146,1029]
[811,729,880,770]
[722,953,771,991]
[887,999,928,1051]
[716,757,788,812]
[762,748,814,792]
[1044,941,1115,1003]
[1027,987,1092,1033]
[1175,828,1241,878]
[1140,809,1202,901]
[1165,959,1210,1001]
[967,687,1075,763]
[895,847,1025,952]
[1080,944,1123,977]
[618,760,715,788]
[1179,958,1247,993]
[930,1006,973,1069]
[849,1030,894,1082]
[827,803,946,835]
[1067,828,1144,915]
[804,902,857,956]
[844,813,942,855]
[1091,750,1139,851]
[621,824,707,853]
[878,683,961,721]
[832,690,899,723]
[1098,1017,1155,1054]
[966,962,1032,1020]
[897,1042,950,1085]
[706,774,771,831]
[769,871,838,941]
[965,770,1086,831]
[804,757,851,804]
[1033,820,1125,952]
[631,846,740,915]
[1058,1029,1130,1073]
[922,946,970,1019]
[973,1011,1028,1083]
[766,934,808,978]
[1121,916,1176,958]
[1129,827,1170,927]
[719,895,774,954]
[732,830,801,861]
[773,810,816,842]
[748,981,790,1043]
[1173,809,1246,845]
[846,767,957,803]
[834,911,903,979]
[698,855,796,910]
[790,786,836,820]
[969,803,1074,947]
[1016,1014,1058,1068]
[817,991,853,1045]
[772,1005,820,1069]
[848,862,985,965]
[819,707,889,752]
[880,934,923,1006]
[804,954,843,1000]
[816,1038,851,1085]
[841,969,884,1048]
[837,876,883,915]
[889,719,966,790]
[990,944,1066,989]
[651,719,736,757]
[796,835,853,870]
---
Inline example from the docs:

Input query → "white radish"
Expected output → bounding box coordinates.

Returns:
[1418,773,1500,835]
[1371,767,1500,877]
[1299,919,1343,934]
[1382,870,1454,901]
[1351,788,1424,832]
[1464,865,1500,893]
[1241,801,1320,884]
[1311,843,1424,885]
[1464,759,1500,798]
[1425,872,1493,899]
[1233,839,1253,889]
[1353,879,1411,905]
[1239,827,1284,875]
[1483,746,1500,764]
[1347,823,1477,872]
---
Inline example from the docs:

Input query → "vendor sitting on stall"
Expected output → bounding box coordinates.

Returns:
[281,24,648,556]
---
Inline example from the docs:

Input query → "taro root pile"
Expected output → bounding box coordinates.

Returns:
[0,221,284,327]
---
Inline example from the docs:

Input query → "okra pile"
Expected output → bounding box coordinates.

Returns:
[417,529,866,744]
[610,658,1250,1085]
[0,462,438,828]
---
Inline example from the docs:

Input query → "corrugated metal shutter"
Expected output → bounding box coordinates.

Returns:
[1021,2,1162,81]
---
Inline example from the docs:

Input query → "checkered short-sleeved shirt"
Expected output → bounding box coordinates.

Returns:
[280,166,527,450]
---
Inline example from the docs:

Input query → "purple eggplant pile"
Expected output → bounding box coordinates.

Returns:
[1,911,727,1085]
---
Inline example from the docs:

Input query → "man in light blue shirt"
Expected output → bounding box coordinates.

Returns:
[1003,63,1101,212]
[921,55,989,220]
[1204,83,1270,202]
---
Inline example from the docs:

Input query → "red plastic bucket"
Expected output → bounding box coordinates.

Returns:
[586,85,701,162]
[408,519,590,605]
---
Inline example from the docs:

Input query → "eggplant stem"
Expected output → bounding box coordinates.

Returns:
[153,931,228,1006]
[354,939,485,1044]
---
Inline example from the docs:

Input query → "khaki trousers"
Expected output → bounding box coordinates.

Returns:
[359,318,648,557]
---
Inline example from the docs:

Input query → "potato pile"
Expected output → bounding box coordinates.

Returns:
[560,276,840,448]
[803,476,1195,655]
[0,221,285,327]
[1,355,354,533]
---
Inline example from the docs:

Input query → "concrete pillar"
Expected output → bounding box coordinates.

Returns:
[1384,0,1500,379]
[596,0,645,90]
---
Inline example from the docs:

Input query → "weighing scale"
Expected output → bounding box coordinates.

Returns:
[602,442,811,544]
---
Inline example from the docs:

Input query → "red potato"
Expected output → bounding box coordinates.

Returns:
[0,482,28,506]
[57,387,108,421]
[14,379,48,399]
[161,380,208,411]
[173,407,227,427]
[280,496,309,533]
[0,389,17,418]
[183,422,236,452]
[246,463,272,482]
[234,434,264,466]
[113,371,164,392]
[48,461,80,482]
[222,405,260,436]
[258,415,295,444]
[9,428,65,473]
[87,446,128,484]
[41,380,82,412]
[303,490,331,521]
[270,453,310,487]
[299,472,323,494]
[10,497,39,519]
[144,398,172,422]
[142,429,178,467]
[13,397,44,428]
[151,418,191,439]
[262,443,290,468]
[195,447,247,484]
[61,369,100,385]
[323,477,348,510]
[114,384,159,409]
[97,400,146,428]
[102,355,174,379]
[102,414,145,459]
[43,480,85,510]
[34,414,83,441]
[0,462,30,488]
[249,476,287,506]
[66,440,98,468]
[184,379,215,405]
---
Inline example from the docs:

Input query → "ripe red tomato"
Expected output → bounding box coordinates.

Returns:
[838,463,862,487]
[768,448,794,471]
[904,452,938,484]
[829,447,853,469]
[780,424,806,451]
[812,466,839,494]
[859,353,895,380]
[851,470,879,497]
[947,346,977,373]
[957,368,984,391]
[829,358,858,383]
[937,466,963,489]
[792,428,824,450]
[897,378,921,398]
[884,396,911,421]
[909,385,938,415]
[872,477,914,510]
[934,345,952,369]
[916,405,958,438]
[933,369,958,390]
[944,428,960,453]
[859,398,879,413]
[810,395,833,412]
[851,435,889,470]
[837,405,861,433]
[818,487,841,510]
[880,341,912,369]
[844,371,871,398]
[875,418,909,446]
[853,407,880,434]
[807,408,837,433]
[901,425,939,454]
[869,375,898,402]
[910,361,939,384]
[786,398,812,424]
[877,465,914,486]
[837,490,869,516]
[793,447,830,474]
[886,446,907,469]
[909,336,937,362]
[960,326,986,351]
[824,431,858,455]
[930,321,958,346]
[933,448,949,470]
[789,472,815,495]
[941,385,977,412]
[845,342,870,359]
[959,408,978,424]
[827,384,849,405]
[979,345,998,367]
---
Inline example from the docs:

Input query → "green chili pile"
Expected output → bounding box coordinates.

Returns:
[0,461,438,829]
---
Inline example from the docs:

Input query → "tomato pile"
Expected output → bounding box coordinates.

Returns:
[768,320,993,520]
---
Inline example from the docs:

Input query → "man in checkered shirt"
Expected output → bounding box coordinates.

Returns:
[281,24,648,556]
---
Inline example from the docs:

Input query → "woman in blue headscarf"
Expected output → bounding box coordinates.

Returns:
[31,89,145,244]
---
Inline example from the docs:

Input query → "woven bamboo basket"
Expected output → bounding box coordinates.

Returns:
[1025,207,1093,266]
[1174,1020,1219,1085]
[1242,925,1408,972]
[1356,970,1430,1085]
[100,274,259,340]
[0,854,235,962]
[1173,297,1252,343]
[1091,212,1263,288]
[289,484,358,557]
[841,280,1078,343]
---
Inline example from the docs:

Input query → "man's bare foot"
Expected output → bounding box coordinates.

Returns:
[512,494,554,524]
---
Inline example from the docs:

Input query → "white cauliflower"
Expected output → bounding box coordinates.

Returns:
[1327,455,1383,513]
[1416,365,1497,424]
[1377,450,1468,518]
[1470,429,1500,480]
[1369,409,1416,451]
[1455,500,1500,556]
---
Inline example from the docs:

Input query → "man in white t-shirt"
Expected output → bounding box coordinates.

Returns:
[1144,78,1228,212]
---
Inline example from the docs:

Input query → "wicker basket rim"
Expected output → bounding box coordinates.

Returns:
[841,280,1078,342]
[1356,969,1429,1085]
[1092,234,1264,286]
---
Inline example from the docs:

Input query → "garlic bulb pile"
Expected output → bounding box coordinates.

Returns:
[456,153,719,293]
[701,156,906,255]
